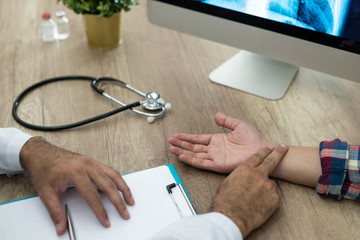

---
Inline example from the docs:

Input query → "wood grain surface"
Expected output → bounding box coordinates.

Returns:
[1,0,359,239]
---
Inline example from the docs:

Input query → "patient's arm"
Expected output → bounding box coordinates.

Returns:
[168,112,321,187]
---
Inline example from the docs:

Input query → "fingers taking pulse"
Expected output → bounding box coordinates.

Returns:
[244,144,289,176]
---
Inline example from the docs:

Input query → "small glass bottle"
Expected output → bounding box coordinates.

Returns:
[41,13,57,42]
[55,11,70,40]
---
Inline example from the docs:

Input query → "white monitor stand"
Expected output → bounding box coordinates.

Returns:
[209,51,299,100]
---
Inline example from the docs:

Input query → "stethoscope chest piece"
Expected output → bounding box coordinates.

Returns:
[142,92,165,111]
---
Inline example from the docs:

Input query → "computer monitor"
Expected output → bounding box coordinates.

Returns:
[147,0,360,100]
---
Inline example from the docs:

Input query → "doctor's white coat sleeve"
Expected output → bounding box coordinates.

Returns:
[150,212,243,240]
[0,128,32,175]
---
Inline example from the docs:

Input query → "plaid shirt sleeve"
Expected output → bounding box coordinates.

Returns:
[316,139,360,200]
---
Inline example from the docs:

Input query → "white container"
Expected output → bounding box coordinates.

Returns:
[41,13,58,42]
[55,11,70,40]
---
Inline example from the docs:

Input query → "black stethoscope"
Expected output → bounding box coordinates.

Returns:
[12,76,171,131]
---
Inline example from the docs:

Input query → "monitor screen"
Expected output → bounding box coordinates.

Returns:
[162,0,360,54]
[197,1,359,40]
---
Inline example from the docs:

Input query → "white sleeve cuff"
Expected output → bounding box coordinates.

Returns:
[0,128,33,175]
[202,212,243,240]
[150,212,242,240]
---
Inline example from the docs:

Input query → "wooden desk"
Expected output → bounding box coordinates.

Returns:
[1,0,359,239]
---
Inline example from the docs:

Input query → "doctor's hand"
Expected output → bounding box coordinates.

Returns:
[168,112,271,173]
[19,137,135,236]
[213,144,288,238]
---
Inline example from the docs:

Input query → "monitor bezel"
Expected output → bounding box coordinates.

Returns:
[156,0,360,54]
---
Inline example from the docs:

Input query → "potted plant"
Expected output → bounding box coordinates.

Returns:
[58,0,138,49]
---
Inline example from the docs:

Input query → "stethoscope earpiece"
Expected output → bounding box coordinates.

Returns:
[146,102,172,124]
[147,116,155,123]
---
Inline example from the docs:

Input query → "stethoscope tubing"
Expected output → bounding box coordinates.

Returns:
[12,76,141,131]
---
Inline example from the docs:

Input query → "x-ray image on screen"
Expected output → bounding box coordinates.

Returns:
[194,0,360,41]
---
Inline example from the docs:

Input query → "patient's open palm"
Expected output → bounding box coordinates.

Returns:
[168,112,270,173]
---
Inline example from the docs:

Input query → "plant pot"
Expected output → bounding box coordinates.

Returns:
[82,12,122,49]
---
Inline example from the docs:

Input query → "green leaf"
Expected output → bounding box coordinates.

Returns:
[57,0,138,17]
